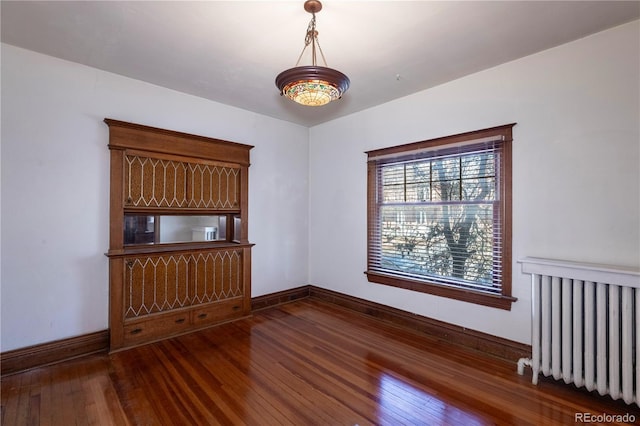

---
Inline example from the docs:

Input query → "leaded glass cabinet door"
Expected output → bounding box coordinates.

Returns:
[123,154,188,208]
[187,162,241,210]
[123,152,242,210]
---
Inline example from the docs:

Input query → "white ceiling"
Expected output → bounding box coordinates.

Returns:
[2,1,639,127]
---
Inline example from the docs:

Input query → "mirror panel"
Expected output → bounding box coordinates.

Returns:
[124,214,229,245]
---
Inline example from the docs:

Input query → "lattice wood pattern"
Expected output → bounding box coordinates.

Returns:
[192,250,242,304]
[125,155,188,207]
[188,163,240,209]
[124,155,240,209]
[124,249,243,319]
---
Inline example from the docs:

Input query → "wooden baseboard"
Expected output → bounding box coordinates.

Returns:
[251,285,311,311]
[1,330,109,376]
[1,284,530,376]
[308,286,531,362]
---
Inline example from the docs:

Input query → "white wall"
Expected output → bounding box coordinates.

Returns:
[2,21,638,353]
[0,44,310,352]
[308,21,640,345]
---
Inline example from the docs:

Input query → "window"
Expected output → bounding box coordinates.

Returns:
[366,124,516,310]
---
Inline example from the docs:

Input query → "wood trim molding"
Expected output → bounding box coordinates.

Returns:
[308,286,530,362]
[104,118,253,166]
[0,330,109,377]
[251,285,311,311]
[1,285,529,376]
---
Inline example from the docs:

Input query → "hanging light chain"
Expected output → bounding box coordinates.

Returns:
[293,12,329,68]
[304,13,316,47]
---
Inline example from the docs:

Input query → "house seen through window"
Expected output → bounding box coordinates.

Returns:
[366,124,516,310]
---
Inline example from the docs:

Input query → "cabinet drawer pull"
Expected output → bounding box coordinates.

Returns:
[175,318,186,324]
[130,328,143,335]
[233,305,240,311]
[198,313,208,319]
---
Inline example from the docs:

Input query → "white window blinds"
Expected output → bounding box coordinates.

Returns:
[368,140,503,294]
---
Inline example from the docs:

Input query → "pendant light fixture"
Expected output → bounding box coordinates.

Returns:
[275,0,350,107]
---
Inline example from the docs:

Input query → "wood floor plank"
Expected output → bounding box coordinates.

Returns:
[183,334,294,426]
[2,298,640,425]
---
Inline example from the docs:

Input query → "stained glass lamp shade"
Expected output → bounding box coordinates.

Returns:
[275,1,350,107]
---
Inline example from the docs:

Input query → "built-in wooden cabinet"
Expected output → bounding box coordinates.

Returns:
[105,119,253,352]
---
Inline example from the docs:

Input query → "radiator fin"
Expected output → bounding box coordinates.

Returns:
[519,258,640,406]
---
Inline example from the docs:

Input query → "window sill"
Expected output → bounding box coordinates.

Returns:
[365,271,516,311]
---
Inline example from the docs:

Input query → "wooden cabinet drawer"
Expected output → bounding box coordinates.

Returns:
[191,298,245,327]
[123,311,191,346]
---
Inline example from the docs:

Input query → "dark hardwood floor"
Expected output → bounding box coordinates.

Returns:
[2,299,639,425]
